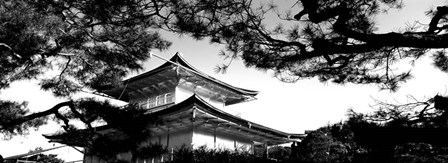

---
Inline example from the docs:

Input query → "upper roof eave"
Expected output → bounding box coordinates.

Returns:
[99,66,174,100]
[120,52,259,96]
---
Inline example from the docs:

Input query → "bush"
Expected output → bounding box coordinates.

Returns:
[166,145,279,163]
[393,143,448,163]
[293,122,367,163]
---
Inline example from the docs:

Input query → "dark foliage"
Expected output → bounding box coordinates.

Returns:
[338,95,448,162]
[294,121,367,163]
[294,106,448,163]
[267,146,291,161]
[393,143,448,163]
[59,99,163,162]
[18,147,65,163]
[0,100,47,139]
[31,154,64,163]
[163,0,446,91]
[167,145,278,163]
[3,0,448,141]
[0,0,172,138]
[3,1,448,162]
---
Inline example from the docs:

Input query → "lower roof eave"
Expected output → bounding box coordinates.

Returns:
[44,95,304,147]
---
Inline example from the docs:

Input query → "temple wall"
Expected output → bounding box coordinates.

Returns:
[192,128,215,148]
[148,128,193,149]
[192,127,253,152]
[82,126,254,163]
[168,129,193,149]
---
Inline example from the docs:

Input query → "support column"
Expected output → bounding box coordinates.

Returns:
[214,127,217,148]
[171,148,174,161]
[191,107,196,149]
[265,143,269,159]
[250,144,254,154]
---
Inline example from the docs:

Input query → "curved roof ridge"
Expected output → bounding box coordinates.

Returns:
[124,52,258,96]
[154,94,301,139]
[174,53,259,96]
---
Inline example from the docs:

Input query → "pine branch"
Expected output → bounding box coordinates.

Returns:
[0,101,73,131]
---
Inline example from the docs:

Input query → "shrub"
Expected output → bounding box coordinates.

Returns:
[166,145,279,163]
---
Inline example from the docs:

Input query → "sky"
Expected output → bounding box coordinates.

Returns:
[1,0,448,161]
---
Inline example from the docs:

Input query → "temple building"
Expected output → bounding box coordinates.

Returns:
[45,52,304,162]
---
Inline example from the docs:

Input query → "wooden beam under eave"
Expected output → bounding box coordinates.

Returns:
[164,109,193,119]
[158,82,170,92]
[211,126,261,143]
[129,90,145,99]
[237,127,280,142]
[165,79,177,87]
[141,86,152,92]
[163,121,183,130]
[125,83,142,92]
[162,116,191,127]
[141,86,158,95]
[149,128,164,135]
[148,84,162,94]
[131,76,158,87]
[258,133,284,142]
[132,79,152,88]
[156,125,169,133]
[136,89,149,96]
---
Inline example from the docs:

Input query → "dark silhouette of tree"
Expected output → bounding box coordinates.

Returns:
[26,147,64,163]
[41,98,167,162]
[0,0,172,138]
[394,142,448,163]
[297,114,448,163]
[295,121,367,163]
[363,95,448,127]
[4,2,448,161]
[167,145,278,163]
[266,146,291,161]
[33,154,64,163]
[164,0,448,91]
[3,0,448,139]
[339,95,448,162]
[1,0,175,159]
[160,1,448,160]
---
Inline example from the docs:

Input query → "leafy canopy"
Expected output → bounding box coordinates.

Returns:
[0,0,172,138]
[2,0,448,143]
[167,0,448,91]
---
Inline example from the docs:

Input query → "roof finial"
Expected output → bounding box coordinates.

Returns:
[176,52,184,57]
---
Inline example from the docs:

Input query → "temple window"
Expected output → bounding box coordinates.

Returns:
[140,92,175,109]
[150,96,158,108]
[165,93,175,104]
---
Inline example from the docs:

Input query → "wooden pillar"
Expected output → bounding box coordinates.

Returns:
[265,143,269,159]
[166,133,170,147]
[234,140,237,151]
[171,148,174,161]
[191,107,196,149]
[213,126,217,148]
[251,144,254,154]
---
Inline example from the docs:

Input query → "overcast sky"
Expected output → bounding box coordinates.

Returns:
[1,0,448,161]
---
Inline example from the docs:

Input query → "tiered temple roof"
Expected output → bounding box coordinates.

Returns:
[102,53,258,105]
[44,52,304,148]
